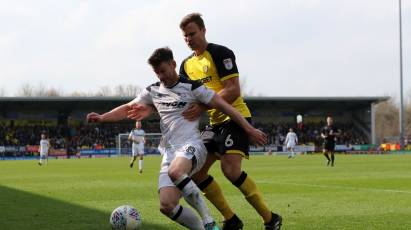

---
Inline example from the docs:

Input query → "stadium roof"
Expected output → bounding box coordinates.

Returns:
[244,96,389,103]
[0,96,390,102]
[0,96,389,111]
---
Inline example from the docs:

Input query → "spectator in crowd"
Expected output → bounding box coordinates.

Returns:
[0,119,368,155]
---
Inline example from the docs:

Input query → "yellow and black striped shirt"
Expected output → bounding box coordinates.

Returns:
[180,43,251,125]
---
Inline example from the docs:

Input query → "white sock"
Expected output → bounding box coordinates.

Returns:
[174,174,213,225]
[138,159,143,170]
[167,204,203,230]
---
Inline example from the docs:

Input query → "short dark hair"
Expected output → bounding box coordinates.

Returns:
[148,47,174,68]
[179,13,205,29]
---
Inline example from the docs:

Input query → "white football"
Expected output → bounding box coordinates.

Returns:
[110,205,142,230]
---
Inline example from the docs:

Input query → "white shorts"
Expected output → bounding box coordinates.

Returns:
[158,141,207,190]
[132,143,144,156]
[286,143,296,149]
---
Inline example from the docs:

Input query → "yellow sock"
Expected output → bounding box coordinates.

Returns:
[201,176,235,220]
[237,172,272,223]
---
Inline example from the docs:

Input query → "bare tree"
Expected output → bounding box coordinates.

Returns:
[375,99,399,142]
[113,84,141,97]
[69,91,90,97]
[15,83,142,97]
[0,88,6,96]
[240,76,257,96]
[44,88,61,97]
[406,92,411,140]
[15,83,62,97]
[91,84,141,97]
[95,86,112,97]
[17,83,35,96]
[33,83,48,96]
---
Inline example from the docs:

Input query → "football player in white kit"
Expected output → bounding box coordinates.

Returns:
[128,121,145,173]
[284,128,298,158]
[38,134,50,165]
[87,47,267,230]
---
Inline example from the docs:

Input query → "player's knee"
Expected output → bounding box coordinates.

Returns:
[159,201,176,216]
[221,163,241,182]
[191,171,208,184]
[168,167,184,182]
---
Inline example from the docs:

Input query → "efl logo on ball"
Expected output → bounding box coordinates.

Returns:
[110,205,141,230]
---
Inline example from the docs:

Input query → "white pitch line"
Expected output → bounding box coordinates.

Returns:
[258,181,411,194]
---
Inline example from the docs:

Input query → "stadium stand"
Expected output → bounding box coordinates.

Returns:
[1,96,395,158]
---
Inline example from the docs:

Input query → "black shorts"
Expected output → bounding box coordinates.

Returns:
[201,118,251,158]
[323,141,335,152]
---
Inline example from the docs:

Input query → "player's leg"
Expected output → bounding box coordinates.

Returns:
[159,183,203,229]
[323,147,331,166]
[45,153,48,165]
[287,146,292,158]
[138,154,144,173]
[193,126,239,225]
[38,153,43,165]
[291,146,295,158]
[219,121,282,229]
[168,154,217,229]
[129,156,136,168]
[221,154,281,229]
[138,145,144,173]
[130,146,137,168]
[191,150,240,229]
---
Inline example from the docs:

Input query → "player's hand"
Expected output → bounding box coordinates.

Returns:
[182,103,205,121]
[127,103,154,121]
[247,128,268,146]
[86,112,103,123]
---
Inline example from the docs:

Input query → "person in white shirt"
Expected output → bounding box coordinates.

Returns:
[284,128,298,158]
[87,47,267,230]
[128,121,145,173]
[38,134,50,165]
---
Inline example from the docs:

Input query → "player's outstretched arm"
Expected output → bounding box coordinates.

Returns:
[207,94,267,146]
[127,103,155,121]
[87,103,132,123]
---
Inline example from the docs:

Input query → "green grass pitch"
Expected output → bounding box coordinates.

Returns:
[1,154,411,229]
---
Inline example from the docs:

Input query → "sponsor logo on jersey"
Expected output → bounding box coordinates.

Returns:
[159,101,188,108]
[200,76,212,84]
[223,58,233,70]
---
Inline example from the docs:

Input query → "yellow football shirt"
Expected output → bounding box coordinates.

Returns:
[180,43,251,125]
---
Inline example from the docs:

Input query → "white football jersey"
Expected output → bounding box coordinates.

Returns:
[39,139,50,153]
[285,131,298,146]
[132,77,215,147]
[129,129,145,145]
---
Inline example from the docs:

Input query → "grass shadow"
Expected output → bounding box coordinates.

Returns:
[0,185,170,230]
